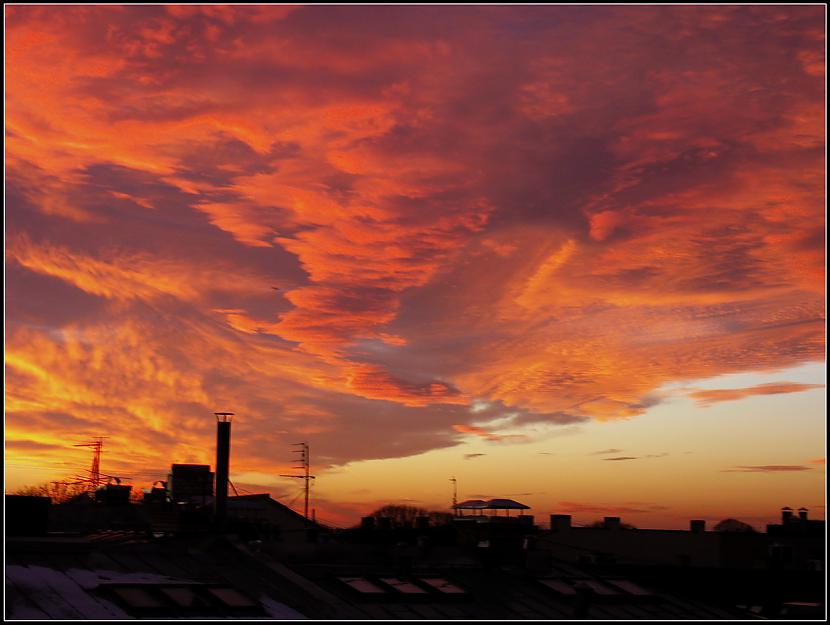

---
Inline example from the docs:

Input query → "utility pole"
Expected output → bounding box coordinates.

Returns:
[280,442,315,519]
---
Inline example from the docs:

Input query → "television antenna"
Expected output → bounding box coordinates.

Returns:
[280,442,316,519]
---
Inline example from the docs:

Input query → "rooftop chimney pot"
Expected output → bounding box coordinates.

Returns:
[690,520,706,533]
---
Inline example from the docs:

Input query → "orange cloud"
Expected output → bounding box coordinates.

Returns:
[556,501,669,515]
[5,5,825,502]
[687,382,825,406]
[6,233,271,302]
[452,424,528,443]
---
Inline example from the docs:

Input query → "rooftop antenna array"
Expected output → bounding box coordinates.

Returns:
[72,437,108,490]
[280,442,315,519]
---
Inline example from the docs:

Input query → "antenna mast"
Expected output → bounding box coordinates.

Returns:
[280,442,316,519]
[73,437,107,491]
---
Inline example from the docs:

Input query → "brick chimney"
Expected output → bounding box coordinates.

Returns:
[550,514,572,531]
[798,507,808,521]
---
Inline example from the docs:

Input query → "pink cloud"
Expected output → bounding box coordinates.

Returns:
[4,6,825,496]
[452,424,528,443]
[688,382,825,406]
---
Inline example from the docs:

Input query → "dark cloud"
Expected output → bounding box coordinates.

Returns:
[723,465,814,473]
[5,439,66,452]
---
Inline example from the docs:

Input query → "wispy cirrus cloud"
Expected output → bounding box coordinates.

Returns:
[556,501,670,515]
[603,453,669,461]
[452,424,528,443]
[591,448,624,456]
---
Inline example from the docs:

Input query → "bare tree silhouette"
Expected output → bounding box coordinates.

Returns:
[713,518,756,532]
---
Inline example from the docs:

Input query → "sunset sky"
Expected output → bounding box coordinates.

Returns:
[5,5,826,529]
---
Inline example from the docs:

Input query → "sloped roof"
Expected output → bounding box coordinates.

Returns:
[227,493,319,527]
[5,534,305,620]
[453,499,489,509]
[231,539,745,620]
[454,498,530,510]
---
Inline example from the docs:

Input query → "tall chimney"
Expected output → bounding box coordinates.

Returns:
[214,412,234,527]
[798,507,808,521]
[781,507,793,524]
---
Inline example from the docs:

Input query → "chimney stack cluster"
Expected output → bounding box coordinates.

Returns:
[781,506,810,524]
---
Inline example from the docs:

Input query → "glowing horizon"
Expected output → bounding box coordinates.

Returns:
[5,5,826,528]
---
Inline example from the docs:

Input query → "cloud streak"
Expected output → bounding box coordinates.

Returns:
[452,424,529,443]
[723,465,815,473]
[687,382,825,406]
[556,501,670,515]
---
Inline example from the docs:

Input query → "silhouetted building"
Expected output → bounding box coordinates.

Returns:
[537,514,773,569]
[94,482,132,506]
[226,525,748,619]
[5,495,50,536]
[453,498,530,517]
[766,507,824,572]
[8,502,820,620]
[167,464,213,504]
[142,481,169,504]
[226,494,320,543]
